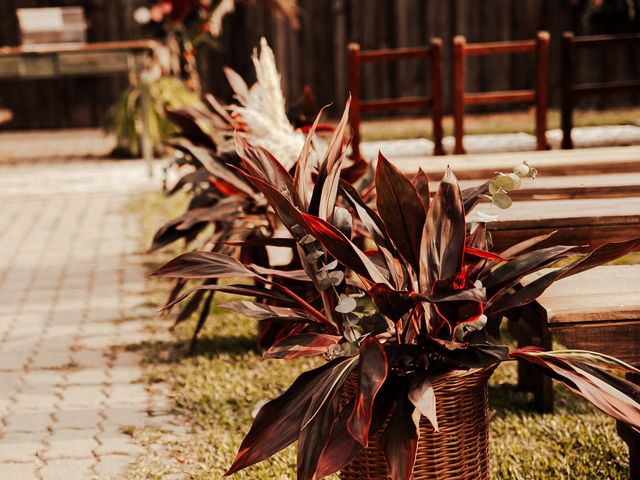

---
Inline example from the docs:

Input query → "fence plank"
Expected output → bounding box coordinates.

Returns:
[1,0,639,129]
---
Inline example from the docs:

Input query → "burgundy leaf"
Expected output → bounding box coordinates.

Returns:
[382,395,420,480]
[302,357,359,430]
[235,132,294,194]
[219,301,317,323]
[340,180,399,256]
[204,92,239,127]
[309,97,351,219]
[264,333,341,360]
[172,139,254,195]
[482,245,577,298]
[428,339,508,369]
[166,168,210,195]
[236,168,308,233]
[511,349,640,431]
[376,153,426,273]
[303,213,389,285]
[174,198,245,230]
[149,217,209,252]
[464,246,509,262]
[161,283,295,311]
[417,286,487,304]
[214,237,297,249]
[368,284,414,321]
[293,106,328,211]
[151,251,257,279]
[297,391,341,480]
[248,265,312,282]
[316,398,363,479]
[412,169,430,212]
[487,236,640,314]
[296,356,358,479]
[348,337,388,446]
[461,180,490,213]
[498,231,558,258]
[341,156,369,183]
[172,283,206,326]
[165,107,217,150]
[225,357,354,476]
[317,378,398,478]
[559,236,640,279]
[485,268,565,315]
[189,289,215,354]
[420,168,465,291]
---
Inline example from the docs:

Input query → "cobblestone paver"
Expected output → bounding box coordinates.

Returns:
[0,158,168,479]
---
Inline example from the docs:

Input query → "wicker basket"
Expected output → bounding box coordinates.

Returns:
[340,366,496,480]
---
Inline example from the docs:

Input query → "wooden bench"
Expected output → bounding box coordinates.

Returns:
[486,196,640,252]
[452,32,550,154]
[509,265,640,478]
[393,145,640,180]
[454,172,640,201]
[348,40,445,160]
[561,32,640,150]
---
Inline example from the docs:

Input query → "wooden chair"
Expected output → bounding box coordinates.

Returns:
[452,32,550,154]
[561,32,640,149]
[509,265,640,479]
[348,39,444,160]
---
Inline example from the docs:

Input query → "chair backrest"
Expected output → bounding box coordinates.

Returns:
[17,7,87,47]
[452,32,550,155]
[561,31,640,149]
[348,39,445,160]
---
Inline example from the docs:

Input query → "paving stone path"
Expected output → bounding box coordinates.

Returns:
[0,159,170,479]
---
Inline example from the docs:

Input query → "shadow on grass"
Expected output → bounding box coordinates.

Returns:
[126,333,260,365]
[489,383,537,415]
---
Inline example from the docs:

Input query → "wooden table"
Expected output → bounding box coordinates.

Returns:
[0,41,157,170]
[510,265,640,478]
[484,196,640,252]
[393,145,640,179]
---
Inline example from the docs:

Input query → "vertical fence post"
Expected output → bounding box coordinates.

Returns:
[535,31,550,151]
[430,38,445,156]
[561,32,575,150]
[453,36,466,155]
[348,43,362,160]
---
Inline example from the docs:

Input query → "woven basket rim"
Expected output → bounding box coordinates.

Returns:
[427,363,498,382]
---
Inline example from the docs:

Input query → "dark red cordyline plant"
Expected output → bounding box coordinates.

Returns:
[153,110,640,479]
[150,43,367,351]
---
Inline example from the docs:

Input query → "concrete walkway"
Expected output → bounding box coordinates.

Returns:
[0,159,169,479]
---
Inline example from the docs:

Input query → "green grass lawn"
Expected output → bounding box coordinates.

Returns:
[122,190,631,479]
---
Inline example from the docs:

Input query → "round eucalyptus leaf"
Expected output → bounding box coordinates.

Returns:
[491,192,512,209]
[335,294,357,313]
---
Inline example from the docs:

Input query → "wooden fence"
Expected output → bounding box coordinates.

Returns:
[1,0,639,129]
